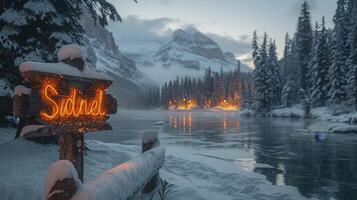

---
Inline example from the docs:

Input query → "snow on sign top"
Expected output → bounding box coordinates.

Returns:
[20,44,112,82]
[57,44,84,61]
[19,61,113,81]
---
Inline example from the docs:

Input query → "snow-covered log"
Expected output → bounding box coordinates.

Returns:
[142,131,161,193]
[72,147,165,200]
[44,132,165,200]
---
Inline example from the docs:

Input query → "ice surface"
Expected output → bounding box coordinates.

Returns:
[44,160,81,199]
[153,121,165,126]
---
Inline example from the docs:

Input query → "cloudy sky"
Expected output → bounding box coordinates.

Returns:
[108,0,337,67]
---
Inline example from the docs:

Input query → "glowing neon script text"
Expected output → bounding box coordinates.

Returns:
[41,84,106,120]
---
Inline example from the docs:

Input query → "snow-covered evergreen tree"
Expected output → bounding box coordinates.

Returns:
[347,0,357,110]
[311,17,330,106]
[295,1,313,91]
[281,79,295,107]
[267,40,281,106]
[328,0,352,103]
[246,78,254,108]
[281,35,300,107]
[0,0,121,86]
[308,22,320,88]
[253,32,271,114]
[252,31,260,66]
[281,33,291,86]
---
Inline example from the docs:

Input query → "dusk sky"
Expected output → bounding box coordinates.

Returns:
[108,0,337,67]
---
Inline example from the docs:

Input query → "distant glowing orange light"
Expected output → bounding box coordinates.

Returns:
[41,83,106,120]
[215,100,240,111]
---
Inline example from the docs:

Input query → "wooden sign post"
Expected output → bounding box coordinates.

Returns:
[13,44,118,181]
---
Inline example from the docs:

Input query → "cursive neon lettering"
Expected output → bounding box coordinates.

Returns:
[41,83,106,120]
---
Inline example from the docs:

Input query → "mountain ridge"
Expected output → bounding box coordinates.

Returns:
[118,27,251,84]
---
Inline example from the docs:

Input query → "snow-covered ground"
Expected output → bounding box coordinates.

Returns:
[0,128,308,200]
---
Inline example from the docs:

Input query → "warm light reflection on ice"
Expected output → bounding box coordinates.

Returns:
[168,111,240,133]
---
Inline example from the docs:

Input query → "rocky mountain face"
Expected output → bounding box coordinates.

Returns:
[79,14,156,107]
[156,27,225,62]
[224,52,238,65]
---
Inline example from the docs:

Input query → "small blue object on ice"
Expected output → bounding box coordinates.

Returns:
[314,132,326,142]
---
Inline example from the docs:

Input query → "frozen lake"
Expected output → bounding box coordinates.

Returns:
[86,110,357,200]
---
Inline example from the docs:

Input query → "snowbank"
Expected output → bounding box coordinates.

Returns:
[44,160,81,199]
[320,112,357,123]
[0,137,137,200]
[237,109,255,117]
[239,105,357,124]
[271,107,305,118]
[72,147,165,200]
[331,125,357,134]
[19,125,45,137]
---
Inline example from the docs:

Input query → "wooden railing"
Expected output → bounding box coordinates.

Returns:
[44,131,165,200]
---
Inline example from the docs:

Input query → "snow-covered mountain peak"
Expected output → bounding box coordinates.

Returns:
[157,27,226,63]
[120,26,252,84]
[152,27,252,75]
[183,26,199,36]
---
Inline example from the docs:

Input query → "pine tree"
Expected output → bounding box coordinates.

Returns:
[252,31,260,66]
[329,0,352,103]
[246,78,254,108]
[213,72,225,105]
[268,40,281,106]
[281,33,300,107]
[311,17,330,106]
[0,0,121,86]
[295,1,313,91]
[281,33,291,85]
[347,0,357,110]
[281,80,293,107]
[253,32,271,114]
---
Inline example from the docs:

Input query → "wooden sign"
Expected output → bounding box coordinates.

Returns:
[14,45,118,181]
[14,61,117,133]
